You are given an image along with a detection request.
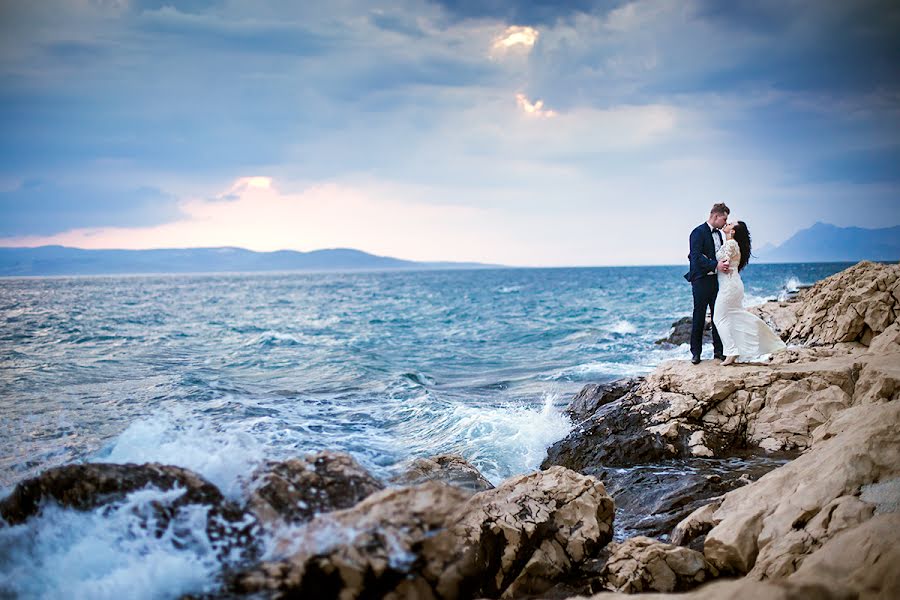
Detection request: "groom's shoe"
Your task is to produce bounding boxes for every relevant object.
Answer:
[691,355,701,365]
[714,354,726,361]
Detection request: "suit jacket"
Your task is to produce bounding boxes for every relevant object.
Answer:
[684,223,719,282]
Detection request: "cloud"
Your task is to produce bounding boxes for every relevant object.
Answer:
[0,181,183,237]
[0,0,897,265]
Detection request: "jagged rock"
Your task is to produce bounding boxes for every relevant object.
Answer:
[565,379,640,423]
[391,454,494,493]
[655,316,710,347]
[245,451,384,528]
[783,261,900,346]
[601,536,717,593]
[233,466,614,599]
[670,401,900,577]
[0,462,258,561]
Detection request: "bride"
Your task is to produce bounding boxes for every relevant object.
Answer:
[714,221,786,365]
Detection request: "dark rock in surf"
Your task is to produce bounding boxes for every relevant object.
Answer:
[0,462,258,561]
[656,316,711,347]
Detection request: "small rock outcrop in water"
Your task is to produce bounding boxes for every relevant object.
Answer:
[233,466,614,599]
[655,316,711,347]
[0,462,259,560]
[245,451,384,528]
[391,453,495,493]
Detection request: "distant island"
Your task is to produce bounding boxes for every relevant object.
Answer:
[0,246,499,276]
[756,222,900,263]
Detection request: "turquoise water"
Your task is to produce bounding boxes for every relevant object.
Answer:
[0,263,851,598]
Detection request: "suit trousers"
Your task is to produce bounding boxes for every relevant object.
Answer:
[691,275,724,359]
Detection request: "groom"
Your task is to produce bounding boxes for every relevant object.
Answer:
[685,203,732,364]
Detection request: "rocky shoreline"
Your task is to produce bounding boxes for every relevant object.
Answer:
[2,261,898,599]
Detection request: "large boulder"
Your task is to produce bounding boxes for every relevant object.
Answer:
[391,454,494,494]
[568,577,855,600]
[233,466,614,599]
[670,401,900,578]
[0,462,258,561]
[245,451,384,529]
[601,536,717,593]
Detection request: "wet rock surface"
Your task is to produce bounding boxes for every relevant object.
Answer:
[597,454,792,544]
[0,462,259,561]
[391,453,494,493]
[564,379,639,424]
[245,451,384,528]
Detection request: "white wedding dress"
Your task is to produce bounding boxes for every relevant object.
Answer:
[714,239,786,360]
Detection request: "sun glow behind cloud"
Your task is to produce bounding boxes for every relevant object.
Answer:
[515,93,556,118]
[492,25,538,51]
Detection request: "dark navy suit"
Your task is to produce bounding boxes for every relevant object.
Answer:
[684,223,724,360]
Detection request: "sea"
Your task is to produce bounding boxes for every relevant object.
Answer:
[0,262,852,598]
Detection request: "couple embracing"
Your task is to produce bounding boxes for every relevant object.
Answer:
[685,203,785,365]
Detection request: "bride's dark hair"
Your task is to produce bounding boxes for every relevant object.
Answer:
[733,221,752,272]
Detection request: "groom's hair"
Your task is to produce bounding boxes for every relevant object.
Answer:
[710,203,730,215]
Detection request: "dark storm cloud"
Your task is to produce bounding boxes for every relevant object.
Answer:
[690,0,900,92]
[0,182,183,237]
[428,0,622,24]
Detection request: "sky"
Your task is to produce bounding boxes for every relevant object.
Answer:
[0,0,898,266]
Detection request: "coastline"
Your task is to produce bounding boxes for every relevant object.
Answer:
[1,260,898,598]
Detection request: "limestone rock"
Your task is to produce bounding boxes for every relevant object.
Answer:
[601,536,717,593]
[572,577,856,599]
[233,466,614,600]
[690,401,900,576]
[790,512,900,600]
[391,454,494,493]
[0,462,258,561]
[785,261,900,346]
[245,451,384,529]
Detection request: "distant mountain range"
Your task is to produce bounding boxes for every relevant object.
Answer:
[755,222,900,263]
[0,246,498,276]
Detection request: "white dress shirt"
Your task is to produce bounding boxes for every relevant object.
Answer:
[708,223,723,275]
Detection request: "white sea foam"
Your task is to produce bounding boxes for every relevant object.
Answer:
[743,293,773,308]
[386,392,573,486]
[784,276,803,292]
[98,410,267,500]
[608,320,637,335]
[0,488,220,600]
